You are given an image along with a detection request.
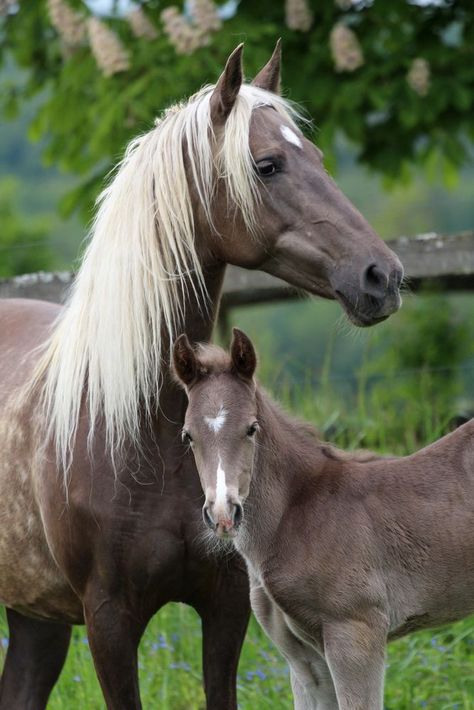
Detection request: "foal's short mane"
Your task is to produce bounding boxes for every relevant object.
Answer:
[31,83,302,475]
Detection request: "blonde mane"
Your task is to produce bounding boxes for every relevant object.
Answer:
[33,83,302,474]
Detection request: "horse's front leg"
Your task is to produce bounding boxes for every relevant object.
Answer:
[323,613,388,710]
[83,585,146,710]
[0,608,71,710]
[197,560,250,710]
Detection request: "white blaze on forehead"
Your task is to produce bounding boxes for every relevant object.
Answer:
[205,405,228,433]
[215,456,227,508]
[280,125,302,149]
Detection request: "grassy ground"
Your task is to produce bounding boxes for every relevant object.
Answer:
[1,608,473,709]
[1,378,473,708]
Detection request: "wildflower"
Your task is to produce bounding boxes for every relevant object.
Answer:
[87,17,130,77]
[169,661,191,671]
[127,7,158,41]
[47,0,86,47]
[285,0,313,32]
[335,0,353,8]
[407,58,430,97]
[330,23,364,72]
[73,675,81,682]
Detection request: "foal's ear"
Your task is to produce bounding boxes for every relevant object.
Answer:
[251,39,281,95]
[210,44,244,125]
[173,334,198,387]
[230,328,257,381]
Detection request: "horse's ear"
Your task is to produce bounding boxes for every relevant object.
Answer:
[210,44,244,125]
[230,328,257,381]
[251,39,281,95]
[173,334,198,387]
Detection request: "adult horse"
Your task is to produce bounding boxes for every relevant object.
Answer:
[0,43,402,709]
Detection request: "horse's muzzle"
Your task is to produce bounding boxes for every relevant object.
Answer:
[333,259,404,327]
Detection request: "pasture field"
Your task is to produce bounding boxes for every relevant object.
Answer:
[1,378,473,709]
[1,605,473,709]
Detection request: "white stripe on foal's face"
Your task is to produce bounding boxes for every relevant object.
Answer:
[280,125,302,149]
[215,456,227,508]
[204,405,227,433]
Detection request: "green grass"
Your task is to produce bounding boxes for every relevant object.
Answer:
[1,608,474,709]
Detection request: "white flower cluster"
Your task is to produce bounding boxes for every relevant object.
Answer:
[0,0,17,17]
[330,23,364,72]
[407,57,430,96]
[161,0,221,55]
[87,17,130,77]
[47,0,86,47]
[285,0,313,32]
[127,7,158,41]
[189,0,222,34]
[334,0,353,10]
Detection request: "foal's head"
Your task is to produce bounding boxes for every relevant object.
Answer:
[173,330,259,538]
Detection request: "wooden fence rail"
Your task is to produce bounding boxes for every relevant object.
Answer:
[1,231,474,311]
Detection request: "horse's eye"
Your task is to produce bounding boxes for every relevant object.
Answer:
[182,430,193,445]
[247,422,259,437]
[256,160,277,177]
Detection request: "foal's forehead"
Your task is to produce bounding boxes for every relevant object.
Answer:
[189,374,255,421]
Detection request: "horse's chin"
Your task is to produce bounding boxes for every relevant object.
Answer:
[345,310,390,328]
[335,290,397,328]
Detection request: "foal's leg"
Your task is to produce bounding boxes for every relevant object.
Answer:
[250,584,338,710]
[83,588,147,710]
[198,563,251,710]
[0,608,71,710]
[323,615,387,710]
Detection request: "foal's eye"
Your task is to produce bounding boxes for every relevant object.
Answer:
[256,159,277,177]
[247,422,259,437]
[182,430,193,445]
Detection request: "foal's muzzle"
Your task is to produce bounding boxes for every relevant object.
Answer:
[202,502,243,537]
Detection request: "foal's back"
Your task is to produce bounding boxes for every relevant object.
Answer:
[275,419,474,638]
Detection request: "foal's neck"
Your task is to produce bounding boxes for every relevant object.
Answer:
[236,387,326,562]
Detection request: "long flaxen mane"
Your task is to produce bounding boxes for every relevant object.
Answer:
[32,82,302,476]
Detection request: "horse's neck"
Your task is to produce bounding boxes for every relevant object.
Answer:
[154,262,226,423]
[236,388,325,564]
[179,262,226,344]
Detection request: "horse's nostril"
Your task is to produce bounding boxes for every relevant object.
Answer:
[202,505,216,530]
[232,503,243,528]
[392,266,404,288]
[362,263,389,297]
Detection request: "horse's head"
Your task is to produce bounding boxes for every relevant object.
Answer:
[172,329,259,538]
[206,43,403,327]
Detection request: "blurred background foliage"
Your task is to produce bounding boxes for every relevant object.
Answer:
[0,0,473,434]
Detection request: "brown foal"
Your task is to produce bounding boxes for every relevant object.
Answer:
[174,329,474,710]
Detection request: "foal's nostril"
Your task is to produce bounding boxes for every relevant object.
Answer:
[232,503,244,528]
[362,263,389,298]
[202,505,216,530]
